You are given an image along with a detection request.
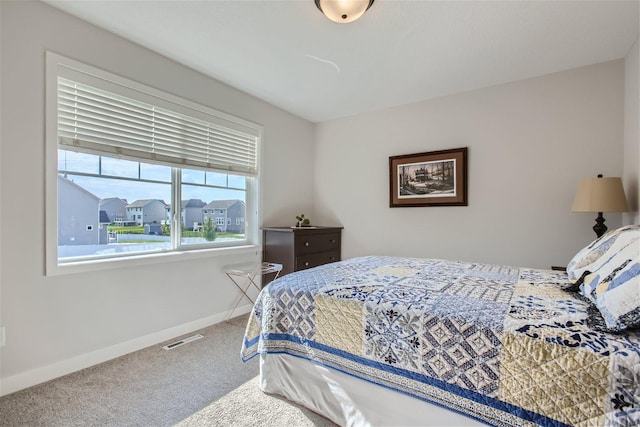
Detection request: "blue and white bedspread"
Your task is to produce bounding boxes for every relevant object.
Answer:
[241,256,640,426]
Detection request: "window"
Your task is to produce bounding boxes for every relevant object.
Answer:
[46,53,262,273]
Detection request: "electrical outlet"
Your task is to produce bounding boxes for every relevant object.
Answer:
[0,326,5,347]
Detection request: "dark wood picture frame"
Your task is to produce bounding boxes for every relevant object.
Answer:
[389,147,468,207]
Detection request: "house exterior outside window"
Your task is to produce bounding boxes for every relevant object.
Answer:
[125,200,168,226]
[180,199,206,230]
[203,200,246,234]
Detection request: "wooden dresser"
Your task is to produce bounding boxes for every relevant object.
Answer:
[262,226,343,276]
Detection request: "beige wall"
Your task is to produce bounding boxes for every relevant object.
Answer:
[624,37,640,224]
[0,1,314,394]
[313,60,626,269]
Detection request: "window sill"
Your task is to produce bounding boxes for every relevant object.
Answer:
[47,244,260,277]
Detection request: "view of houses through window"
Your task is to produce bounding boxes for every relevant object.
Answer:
[58,149,247,261]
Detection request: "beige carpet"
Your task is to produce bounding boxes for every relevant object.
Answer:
[177,376,336,427]
[0,315,336,426]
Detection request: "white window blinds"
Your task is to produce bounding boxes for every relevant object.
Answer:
[57,77,259,175]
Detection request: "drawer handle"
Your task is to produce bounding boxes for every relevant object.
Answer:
[305,262,309,266]
[305,242,310,247]
[329,256,335,261]
[329,239,336,243]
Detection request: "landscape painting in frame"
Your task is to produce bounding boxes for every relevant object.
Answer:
[389,147,467,207]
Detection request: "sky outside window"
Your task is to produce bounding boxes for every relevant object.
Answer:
[59,150,246,203]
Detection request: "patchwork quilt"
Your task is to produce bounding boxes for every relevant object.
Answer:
[241,256,640,426]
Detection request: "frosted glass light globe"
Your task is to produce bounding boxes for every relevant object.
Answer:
[315,0,374,24]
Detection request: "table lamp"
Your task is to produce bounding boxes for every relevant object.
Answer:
[571,174,629,238]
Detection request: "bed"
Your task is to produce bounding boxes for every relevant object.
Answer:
[241,225,640,426]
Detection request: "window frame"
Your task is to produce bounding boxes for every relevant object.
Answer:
[45,52,262,276]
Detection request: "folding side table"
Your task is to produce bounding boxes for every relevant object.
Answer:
[225,262,282,321]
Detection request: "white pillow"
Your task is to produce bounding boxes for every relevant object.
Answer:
[566,225,640,281]
[580,241,640,331]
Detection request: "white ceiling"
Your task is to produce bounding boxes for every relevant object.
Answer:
[45,0,639,123]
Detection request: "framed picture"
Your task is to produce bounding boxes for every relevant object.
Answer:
[389,147,468,207]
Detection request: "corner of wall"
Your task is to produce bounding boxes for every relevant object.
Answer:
[623,37,640,224]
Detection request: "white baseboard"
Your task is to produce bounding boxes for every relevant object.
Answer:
[0,304,252,397]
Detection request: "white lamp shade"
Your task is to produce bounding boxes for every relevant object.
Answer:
[315,0,373,23]
[571,177,629,213]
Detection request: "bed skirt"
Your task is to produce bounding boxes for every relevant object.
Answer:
[259,353,486,427]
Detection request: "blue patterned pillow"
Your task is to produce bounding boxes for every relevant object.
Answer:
[567,225,640,280]
[580,271,598,303]
[580,230,639,331]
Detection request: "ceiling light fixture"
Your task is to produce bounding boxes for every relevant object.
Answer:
[315,0,375,24]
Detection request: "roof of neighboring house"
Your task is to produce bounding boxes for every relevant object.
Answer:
[99,210,111,223]
[57,175,100,201]
[126,199,167,208]
[100,197,128,206]
[203,199,245,210]
[181,199,207,209]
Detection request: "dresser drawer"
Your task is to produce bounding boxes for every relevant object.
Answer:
[295,232,341,255]
[295,250,340,271]
[262,226,342,276]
